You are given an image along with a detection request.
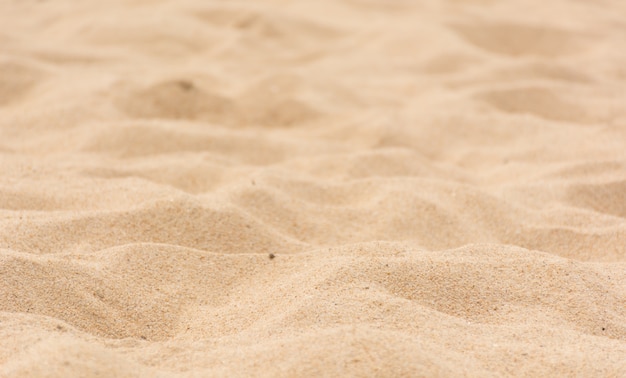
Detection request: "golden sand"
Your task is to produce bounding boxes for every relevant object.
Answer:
[1,0,625,376]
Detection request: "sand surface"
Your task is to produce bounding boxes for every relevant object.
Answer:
[1,0,626,376]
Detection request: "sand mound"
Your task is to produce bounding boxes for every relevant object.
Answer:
[1,0,625,376]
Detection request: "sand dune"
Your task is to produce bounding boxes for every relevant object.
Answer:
[1,0,626,376]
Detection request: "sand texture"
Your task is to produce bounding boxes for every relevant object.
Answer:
[1,0,626,376]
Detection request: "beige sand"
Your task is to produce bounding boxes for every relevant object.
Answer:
[1,0,626,376]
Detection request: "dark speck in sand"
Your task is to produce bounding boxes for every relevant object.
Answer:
[178,80,194,91]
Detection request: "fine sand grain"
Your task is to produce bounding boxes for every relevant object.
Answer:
[1,0,626,376]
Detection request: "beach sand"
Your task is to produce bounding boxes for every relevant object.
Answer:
[1,0,626,376]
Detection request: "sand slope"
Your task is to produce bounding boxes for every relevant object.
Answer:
[1,0,626,376]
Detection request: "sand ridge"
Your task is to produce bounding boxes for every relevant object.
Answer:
[1,0,626,376]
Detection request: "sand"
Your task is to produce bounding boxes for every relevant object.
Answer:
[1,0,625,376]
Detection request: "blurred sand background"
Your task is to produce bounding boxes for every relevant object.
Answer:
[1,0,626,376]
